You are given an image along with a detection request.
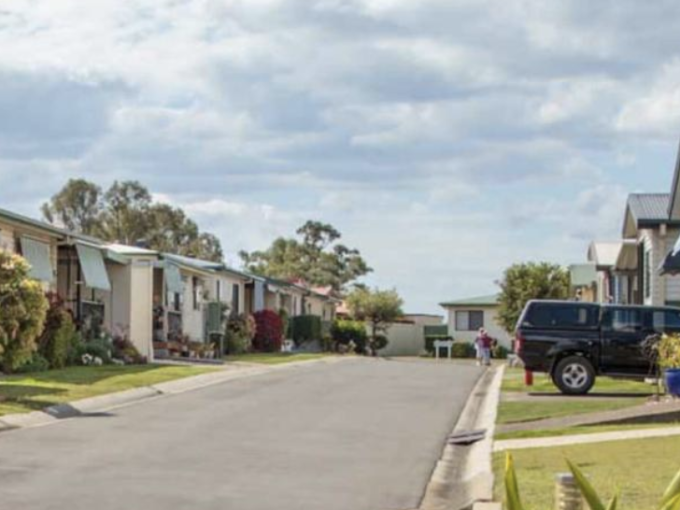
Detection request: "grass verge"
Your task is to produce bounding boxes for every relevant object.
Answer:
[496,397,646,425]
[225,353,332,365]
[0,365,217,416]
[494,435,680,510]
[495,422,680,441]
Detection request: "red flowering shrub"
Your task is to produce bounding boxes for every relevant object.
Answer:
[252,310,283,352]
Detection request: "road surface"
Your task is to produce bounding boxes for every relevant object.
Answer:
[0,358,481,510]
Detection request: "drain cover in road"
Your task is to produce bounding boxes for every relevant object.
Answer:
[448,429,486,445]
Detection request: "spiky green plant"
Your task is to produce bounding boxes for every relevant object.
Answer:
[504,453,680,510]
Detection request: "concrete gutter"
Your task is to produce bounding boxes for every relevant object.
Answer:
[0,355,347,434]
[419,365,505,510]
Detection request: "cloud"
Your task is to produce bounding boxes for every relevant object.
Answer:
[1,0,679,311]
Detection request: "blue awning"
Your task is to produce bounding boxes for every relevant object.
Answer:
[661,236,680,275]
[164,262,184,295]
[20,237,54,283]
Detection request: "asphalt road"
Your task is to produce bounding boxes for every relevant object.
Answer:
[0,358,481,510]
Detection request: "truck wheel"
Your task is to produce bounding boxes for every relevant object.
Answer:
[553,356,595,395]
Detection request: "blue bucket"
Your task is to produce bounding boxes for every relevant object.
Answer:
[666,368,680,397]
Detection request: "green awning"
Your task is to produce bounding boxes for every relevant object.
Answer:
[164,263,184,294]
[76,243,111,291]
[20,237,54,283]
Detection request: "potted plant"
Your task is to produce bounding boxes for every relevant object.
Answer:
[657,333,680,397]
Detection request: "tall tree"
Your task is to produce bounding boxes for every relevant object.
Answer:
[41,179,103,236]
[42,180,224,262]
[240,221,371,291]
[496,262,570,333]
[100,180,152,245]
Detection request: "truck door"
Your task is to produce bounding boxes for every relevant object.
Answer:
[600,307,650,375]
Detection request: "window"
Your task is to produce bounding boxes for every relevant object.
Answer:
[525,303,598,329]
[216,280,222,302]
[653,310,680,333]
[231,284,240,316]
[166,291,182,312]
[608,308,643,333]
[455,310,484,331]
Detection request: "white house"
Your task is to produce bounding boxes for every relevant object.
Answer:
[439,294,511,348]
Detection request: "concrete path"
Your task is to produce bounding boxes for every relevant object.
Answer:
[0,357,482,510]
[494,425,680,452]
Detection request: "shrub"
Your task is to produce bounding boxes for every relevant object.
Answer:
[252,310,283,352]
[0,251,49,373]
[111,330,146,365]
[16,353,51,374]
[331,319,368,353]
[38,293,79,369]
[658,333,680,369]
[451,342,476,358]
[278,308,290,338]
[371,334,389,353]
[290,315,323,345]
[73,337,112,365]
[225,314,256,355]
[493,344,510,360]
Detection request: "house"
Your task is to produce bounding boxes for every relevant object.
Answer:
[399,314,445,327]
[439,294,511,348]
[586,242,624,303]
[0,207,158,359]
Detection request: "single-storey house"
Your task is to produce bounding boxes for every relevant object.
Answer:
[568,263,598,302]
[440,294,511,348]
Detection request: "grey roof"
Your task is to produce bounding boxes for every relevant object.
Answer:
[627,193,670,223]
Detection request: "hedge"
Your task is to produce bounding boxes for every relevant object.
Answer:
[290,315,322,345]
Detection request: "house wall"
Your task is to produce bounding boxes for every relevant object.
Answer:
[0,219,59,289]
[181,273,205,341]
[444,305,511,348]
[128,259,154,360]
[376,323,425,357]
[665,229,680,304]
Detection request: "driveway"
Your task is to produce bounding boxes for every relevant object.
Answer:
[0,358,481,510]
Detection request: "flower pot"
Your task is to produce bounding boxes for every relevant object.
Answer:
[665,368,680,397]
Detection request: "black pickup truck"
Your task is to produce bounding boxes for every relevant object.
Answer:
[515,300,680,395]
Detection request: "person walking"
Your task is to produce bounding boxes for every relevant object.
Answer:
[476,328,492,366]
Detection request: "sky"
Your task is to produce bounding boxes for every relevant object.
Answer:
[1,1,680,314]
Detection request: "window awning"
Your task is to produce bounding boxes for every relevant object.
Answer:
[20,237,54,283]
[661,236,680,275]
[76,243,111,291]
[164,262,184,294]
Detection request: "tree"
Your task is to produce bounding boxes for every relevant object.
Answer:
[240,221,372,291]
[42,180,223,262]
[0,251,49,373]
[496,262,570,333]
[41,179,103,236]
[346,287,403,354]
[99,181,152,245]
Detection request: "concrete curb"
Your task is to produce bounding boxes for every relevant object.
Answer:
[419,365,505,510]
[0,355,349,434]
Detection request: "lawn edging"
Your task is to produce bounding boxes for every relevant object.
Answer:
[0,355,349,434]
[420,364,505,510]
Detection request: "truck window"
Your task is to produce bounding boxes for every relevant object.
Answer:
[525,303,597,329]
[653,310,680,332]
[608,309,643,333]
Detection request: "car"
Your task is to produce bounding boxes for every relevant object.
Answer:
[514,300,680,395]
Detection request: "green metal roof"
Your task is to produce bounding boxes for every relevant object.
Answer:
[440,294,499,307]
[0,207,68,238]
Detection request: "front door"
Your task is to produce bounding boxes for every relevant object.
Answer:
[601,307,651,375]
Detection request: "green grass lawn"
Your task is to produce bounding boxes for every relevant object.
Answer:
[502,367,657,394]
[494,436,680,510]
[224,353,333,365]
[496,398,645,425]
[0,365,217,416]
